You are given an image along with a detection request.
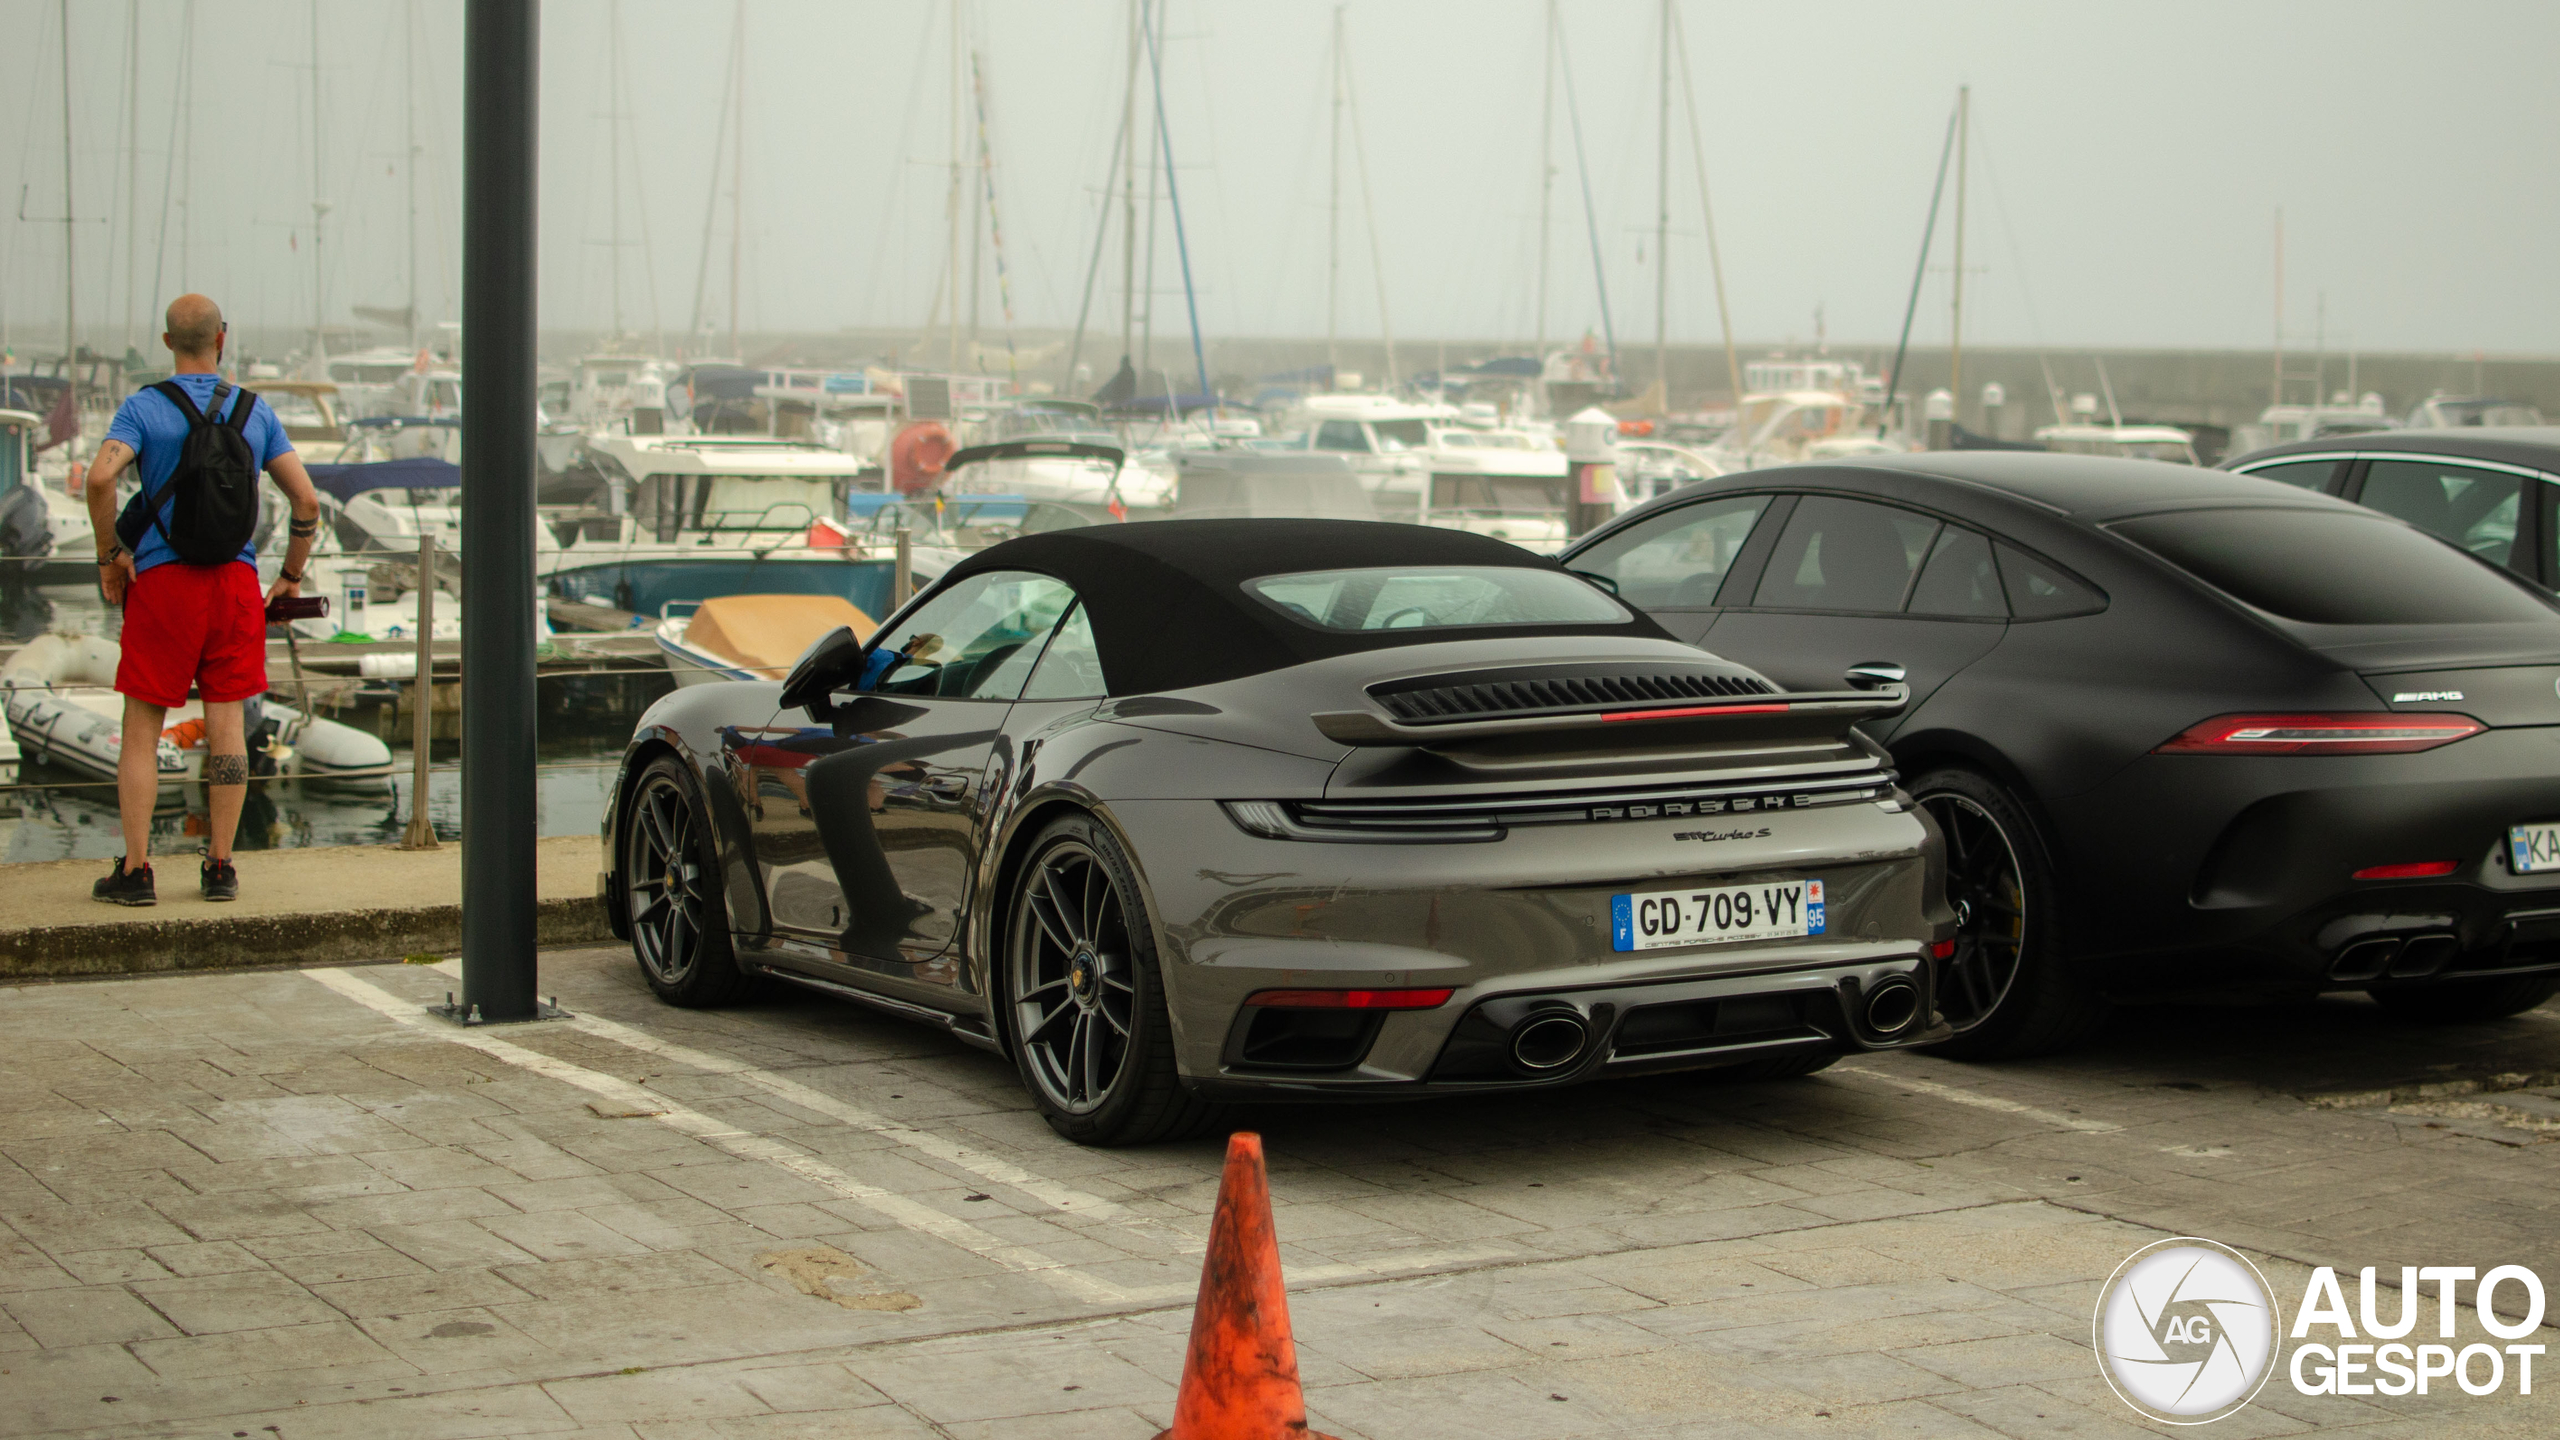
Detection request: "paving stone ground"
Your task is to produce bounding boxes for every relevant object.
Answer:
[3,947,2555,1438]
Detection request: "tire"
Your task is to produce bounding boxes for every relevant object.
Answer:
[1721,1050,1840,1081]
[622,756,748,1008]
[2369,975,2560,1024]
[1909,767,2109,1059]
[1002,813,1223,1146]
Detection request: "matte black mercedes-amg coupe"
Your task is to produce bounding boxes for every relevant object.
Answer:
[1563,453,2560,1057]
[602,520,1954,1144]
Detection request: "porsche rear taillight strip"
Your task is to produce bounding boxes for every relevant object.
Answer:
[1244,988,1455,1010]
[2155,712,2484,756]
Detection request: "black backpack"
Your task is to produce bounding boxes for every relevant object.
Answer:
[115,380,262,565]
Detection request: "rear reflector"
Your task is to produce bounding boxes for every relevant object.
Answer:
[1243,987,1455,1010]
[2155,712,2484,755]
[1930,939,1957,959]
[1599,702,1790,723]
[2351,860,2461,880]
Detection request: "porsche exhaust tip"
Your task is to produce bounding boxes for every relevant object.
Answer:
[1863,979,1922,1036]
[1509,1013,1591,1072]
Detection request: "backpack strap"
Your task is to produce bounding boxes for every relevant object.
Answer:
[223,386,257,431]
[151,378,208,425]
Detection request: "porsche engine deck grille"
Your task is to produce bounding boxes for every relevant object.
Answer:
[1369,669,1775,725]
[1274,764,1895,839]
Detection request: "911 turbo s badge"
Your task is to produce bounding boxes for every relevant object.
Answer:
[1673,827,1773,843]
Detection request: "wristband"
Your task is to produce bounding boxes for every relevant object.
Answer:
[98,544,124,566]
[277,567,305,585]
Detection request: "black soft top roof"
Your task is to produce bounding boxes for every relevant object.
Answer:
[941,518,1665,694]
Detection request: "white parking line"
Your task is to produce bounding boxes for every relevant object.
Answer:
[303,968,1130,1305]
[1829,1063,2124,1133]
[558,1008,1134,1221]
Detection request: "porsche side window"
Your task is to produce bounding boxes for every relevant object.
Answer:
[1993,542,2108,620]
[2238,460,2338,492]
[1906,526,2006,619]
[1020,602,1107,700]
[1567,495,1769,608]
[2357,460,2522,568]
[870,571,1076,701]
[1751,497,1938,613]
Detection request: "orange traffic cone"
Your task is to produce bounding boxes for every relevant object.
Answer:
[1155,1132,1340,1440]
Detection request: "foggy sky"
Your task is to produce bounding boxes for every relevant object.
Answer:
[5,0,2557,361]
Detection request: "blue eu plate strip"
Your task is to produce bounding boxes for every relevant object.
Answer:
[1610,894,1634,952]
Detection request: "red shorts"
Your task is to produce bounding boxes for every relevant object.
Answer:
[117,562,269,708]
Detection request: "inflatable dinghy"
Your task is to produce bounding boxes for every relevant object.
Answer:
[0,633,395,783]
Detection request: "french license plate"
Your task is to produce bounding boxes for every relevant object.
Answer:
[1611,879,1824,952]
[2510,823,2560,874]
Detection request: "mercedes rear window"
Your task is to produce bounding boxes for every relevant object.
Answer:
[1245,565,1630,632]
[2111,508,2555,625]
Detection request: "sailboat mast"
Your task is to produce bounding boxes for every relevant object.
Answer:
[1120,0,1139,364]
[1949,84,1968,424]
[1667,3,1740,412]
[309,0,326,355]
[729,5,745,358]
[1533,0,1554,362]
[945,0,962,370]
[124,0,138,351]
[404,0,419,350]
[1339,22,1396,389]
[1139,0,1212,412]
[608,0,625,338]
[59,0,77,419]
[1326,5,1343,382]
[1555,21,1619,387]
[689,3,739,342]
[1653,0,1672,404]
[968,47,985,358]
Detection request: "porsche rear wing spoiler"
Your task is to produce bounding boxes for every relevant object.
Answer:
[1311,686,1909,748]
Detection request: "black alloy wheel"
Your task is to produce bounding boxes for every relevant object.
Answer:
[1923,791,2028,1034]
[1910,768,2108,1059]
[624,757,745,1007]
[1004,814,1219,1145]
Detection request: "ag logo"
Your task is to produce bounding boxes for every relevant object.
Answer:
[2094,1237,2282,1424]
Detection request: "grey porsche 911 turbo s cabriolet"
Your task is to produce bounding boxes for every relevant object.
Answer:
[599,519,1956,1144]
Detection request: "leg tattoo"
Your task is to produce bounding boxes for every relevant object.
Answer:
[206,753,249,786]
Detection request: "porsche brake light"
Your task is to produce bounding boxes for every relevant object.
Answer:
[2351,860,2460,880]
[2154,713,2483,755]
[1243,988,1454,1010]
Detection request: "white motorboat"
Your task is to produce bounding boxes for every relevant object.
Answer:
[2033,422,2200,465]
[940,436,1172,514]
[1,633,393,784]
[656,593,877,688]
[554,434,952,621]
[1705,356,1911,472]
[1280,393,1452,500]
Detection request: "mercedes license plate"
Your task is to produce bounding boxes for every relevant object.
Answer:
[2510,823,2560,874]
[1612,879,1824,952]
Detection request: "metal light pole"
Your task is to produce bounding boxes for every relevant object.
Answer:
[456,0,541,1024]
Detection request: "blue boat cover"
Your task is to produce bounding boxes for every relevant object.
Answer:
[306,456,462,504]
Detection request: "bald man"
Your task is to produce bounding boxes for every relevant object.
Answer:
[83,294,323,905]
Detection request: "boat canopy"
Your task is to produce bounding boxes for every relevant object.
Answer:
[947,439,1126,472]
[306,456,461,504]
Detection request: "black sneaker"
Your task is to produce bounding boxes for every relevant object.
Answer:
[93,858,156,907]
[201,858,239,902]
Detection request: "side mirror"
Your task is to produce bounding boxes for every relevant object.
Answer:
[1845,660,1906,691]
[778,625,866,716]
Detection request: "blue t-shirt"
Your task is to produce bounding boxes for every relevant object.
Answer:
[104,372,294,574]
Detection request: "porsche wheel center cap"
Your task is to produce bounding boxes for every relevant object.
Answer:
[1068,946,1099,1003]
